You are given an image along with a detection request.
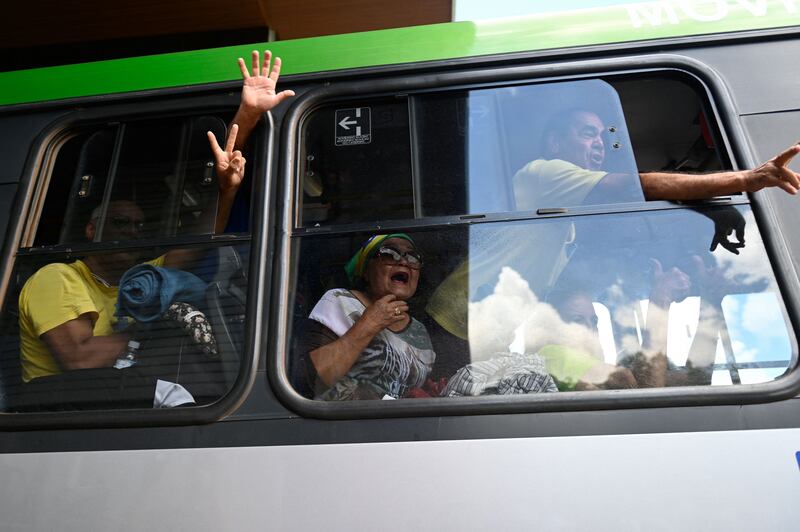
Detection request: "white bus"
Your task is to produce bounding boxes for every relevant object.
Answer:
[0,2,799,530]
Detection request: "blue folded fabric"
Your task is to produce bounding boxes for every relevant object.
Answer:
[116,264,207,325]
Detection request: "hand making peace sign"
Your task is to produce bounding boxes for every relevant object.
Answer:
[207,123,246,193]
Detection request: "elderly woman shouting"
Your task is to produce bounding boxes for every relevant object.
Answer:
[301,234,436,401]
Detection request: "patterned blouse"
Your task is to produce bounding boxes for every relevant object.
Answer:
[308,289,435,401]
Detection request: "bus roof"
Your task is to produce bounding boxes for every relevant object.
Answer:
[1,0,799,106]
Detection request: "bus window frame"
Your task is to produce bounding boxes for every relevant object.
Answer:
[0,92,273,429]
[271,53,800,419]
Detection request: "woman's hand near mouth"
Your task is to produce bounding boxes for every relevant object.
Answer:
[361,294,409,334]
[311,293,408,386]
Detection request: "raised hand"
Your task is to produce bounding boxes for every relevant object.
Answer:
[207,124,245,193]
[688,254,766,303]
[238,50,296,116]
[698,205,746,255]
[745,143,800,194]
[649,258,691,308]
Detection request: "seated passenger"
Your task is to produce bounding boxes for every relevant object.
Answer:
[19,128,242,384]
[543,257,725,390]
[539,286,635,391]
[18,51,294,385]
[300,234,435,400]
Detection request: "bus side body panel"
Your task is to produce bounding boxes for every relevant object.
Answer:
[0,112,68,184]
[0,428,798,531]
[0,112,66,253]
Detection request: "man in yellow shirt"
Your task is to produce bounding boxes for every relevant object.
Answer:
[18,51,295,384]
[19,200,167,382]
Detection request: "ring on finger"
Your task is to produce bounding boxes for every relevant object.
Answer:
[394,307,401,316]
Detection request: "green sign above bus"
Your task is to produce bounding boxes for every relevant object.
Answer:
[0,0,798,106]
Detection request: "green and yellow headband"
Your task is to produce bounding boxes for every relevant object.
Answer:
[344,233,415,285]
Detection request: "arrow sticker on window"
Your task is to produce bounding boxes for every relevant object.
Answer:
[335,107,371,146]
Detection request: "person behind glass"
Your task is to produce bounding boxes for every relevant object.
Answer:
[539,286,636,390]
[516,108,800,229]
[301,234,436,401]
[18,51,294,384]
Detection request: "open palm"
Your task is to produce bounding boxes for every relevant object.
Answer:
[239,50,295,114]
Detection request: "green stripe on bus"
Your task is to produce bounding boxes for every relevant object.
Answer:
[1,2,798,106]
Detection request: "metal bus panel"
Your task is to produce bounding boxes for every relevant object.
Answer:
[686,39,800,115]
[0,427,798,531]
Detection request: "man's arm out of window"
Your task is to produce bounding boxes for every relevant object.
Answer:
[640,143,800,200]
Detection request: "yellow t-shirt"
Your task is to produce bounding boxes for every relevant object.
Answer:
[426,159,606,340]
[511,158,607,212]
[18,257,165,382]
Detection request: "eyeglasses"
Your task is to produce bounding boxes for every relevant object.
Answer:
[375,246,423,269]
[110,215,146,232]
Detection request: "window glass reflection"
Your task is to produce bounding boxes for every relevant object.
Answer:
[298,80,647,227]
[289,205,795,399]
[415,79,643,217]
[1,243,248,412]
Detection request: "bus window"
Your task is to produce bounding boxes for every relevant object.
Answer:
[35,114,230,247]
[299,98,413,226]
[288,206,794,398]
[0,111,253,414]
[298,79,652,228]
[285,72,796,405]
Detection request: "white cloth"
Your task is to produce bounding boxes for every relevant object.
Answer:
[443,352,558,397]
[153,379,196,408]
